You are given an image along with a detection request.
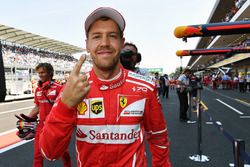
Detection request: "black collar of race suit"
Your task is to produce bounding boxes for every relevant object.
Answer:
[90,67,127,91]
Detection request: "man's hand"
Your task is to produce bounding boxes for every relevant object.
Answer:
[61,55,90,108]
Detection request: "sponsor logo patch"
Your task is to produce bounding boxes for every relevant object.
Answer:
[76,128,87,139]
[100,85,109,90]
[117,95,146,121]
[128,71,154,85]
[91,100,103,115]
[120,98,145,117]
[89,98,105,118]
[77,101,88,115]
[76,124,141,144]
[119,96,127,108]
[99,75,125,90]
[77,98,105,119]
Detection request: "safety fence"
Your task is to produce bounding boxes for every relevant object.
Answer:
[203,109,250,166]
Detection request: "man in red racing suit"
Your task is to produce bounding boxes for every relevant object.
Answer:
[39,7,171,167]
[40,67,171,166]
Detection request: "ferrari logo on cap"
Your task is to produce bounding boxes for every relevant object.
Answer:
[119,96,127,108]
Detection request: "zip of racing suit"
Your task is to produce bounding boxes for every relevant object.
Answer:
[40,67,171,167]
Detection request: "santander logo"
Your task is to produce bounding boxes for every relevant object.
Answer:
[89,128,140,140]
[76,125,141,144]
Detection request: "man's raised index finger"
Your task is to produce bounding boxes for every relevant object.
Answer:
[72,55,86,75]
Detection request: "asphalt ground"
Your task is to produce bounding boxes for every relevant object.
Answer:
[0,87,250,166]
[165,87,250,167]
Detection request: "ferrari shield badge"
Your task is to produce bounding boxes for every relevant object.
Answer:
[119,96,127,108]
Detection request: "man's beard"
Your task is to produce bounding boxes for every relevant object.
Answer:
[94,56,119,71]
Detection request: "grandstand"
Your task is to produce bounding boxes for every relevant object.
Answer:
[0,24,92,101]
[187,0,250,77]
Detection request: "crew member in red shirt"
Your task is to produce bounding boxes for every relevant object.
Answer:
[27,63,71,167]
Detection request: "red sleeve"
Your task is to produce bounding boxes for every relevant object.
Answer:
[144,86,171,167]
[39,98,77,160]
[57,83,63,94]
[34,88,39,106]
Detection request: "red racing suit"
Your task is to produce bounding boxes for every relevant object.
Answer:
[40,68,171,167]
[34,80,71,167]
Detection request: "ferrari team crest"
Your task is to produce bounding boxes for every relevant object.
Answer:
[119,96,127,108]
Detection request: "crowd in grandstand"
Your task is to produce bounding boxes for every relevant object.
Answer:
[222,0,247,22]
[206,0,248,49]
[1,42,93,95]
[2,43,78,70]
[204,36,250,68]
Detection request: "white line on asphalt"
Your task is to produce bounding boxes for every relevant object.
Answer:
[204,87,250,108]
[216,99,244,115]
[206,121,222,125]
[229,163,250,167]
[240,116,250,119]
[0,99,33,106]
[0,129,17,136]
[205,87,235,101]
[0,139,33,154]
[0,106,33,115]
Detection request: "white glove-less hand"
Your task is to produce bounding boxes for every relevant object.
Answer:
[61,55,91,108]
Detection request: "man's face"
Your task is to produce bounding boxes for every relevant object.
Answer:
[37,67,50,83]
[185,71,191,77]
[86,19,124,71]
[122,45,138,67]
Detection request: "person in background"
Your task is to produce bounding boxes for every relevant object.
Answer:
[161,74,170,98]
[62,72,70,85]
[176,68,191,122]
[120,42,149,76]
[21,63,71,167]
[203,75,210,87]
[221,73,229,89]
[169,77,176,90]
[154,72,162,96]
[233,74,239,90]
[246,71,250,92]
[211,73,218,90]
[39,7,171,167]
[239,72,246,92]
[189,73,201,109]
